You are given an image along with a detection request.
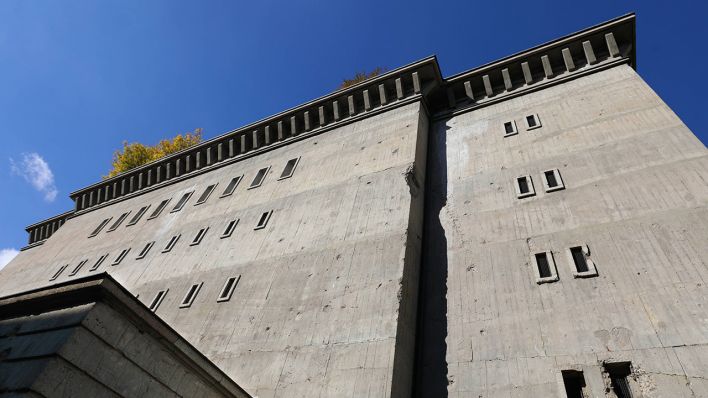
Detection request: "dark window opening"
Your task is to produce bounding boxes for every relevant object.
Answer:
[112,248,130,265]
[137,241,155,259]
[535,253,552,278]
[162,234,180,252]
[180,283,202,308]
[148,199,170,219]
[89,218,112,238]
[149,290,167,312]
[605,362,633,398]
[545,170,558,188]
[279,158,299,179]
[570,246,589,273]
[255,210,272,230]
[195,184,217,205]
[504,121,515,134]
[249,167,269,189]
[517,177,530,194]
[171,191,194,212]
[221,219,239,238]
[218,276,240,302]
[107,211,131,232]
[562,370,586,398]
[190,227,208,246]
[127,205,150,226]
[69,259,88,276]
[49,265,68,281]
[526,115,538,127]
[221,176,242,197]
[90,254,108,271]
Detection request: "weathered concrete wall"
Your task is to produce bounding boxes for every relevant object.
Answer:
[0,101,429,397]
[418,64,708,397]
[0,301,247,397]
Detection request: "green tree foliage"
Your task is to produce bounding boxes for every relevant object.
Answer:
[339,67,385,89]
[104,128,203,179]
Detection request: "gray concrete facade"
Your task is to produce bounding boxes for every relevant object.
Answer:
[2,13,708,398]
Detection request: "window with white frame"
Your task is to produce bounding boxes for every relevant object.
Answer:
[162,234,181,253]
[503,121,518,137]
[68,259,88,276]
[220,175,243,197]
[136,241,155,259]
[542,169,565,192]
[171,191,194,212]
[148,289,168,312]
[249,167,270,189]
[107,211,131,232]
[194,184,217,205]
[127,205,151,226]
[88,217,112,238]
[567,244,598,277]
[221,219,239,238]
[217,275,241,302]
[532,251,559,284]
[89,254,108,271]
[49,264,68,281]
[148,199,171,220]
[515,175,535,198]
[111,248,131,265]
[525,114,542,130]
[190,227,209,246]
[254,210,273,230]
[278,157,300,180]
[179,282,203,308]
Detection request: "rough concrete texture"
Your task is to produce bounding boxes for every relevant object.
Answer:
[0,102,429,398]
[0,292,250,397]
[417,64,708,397]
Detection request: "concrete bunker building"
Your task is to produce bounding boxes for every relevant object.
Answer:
[2,14,708,398]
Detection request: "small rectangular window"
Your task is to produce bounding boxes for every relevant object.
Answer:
[112,248,130,265]
[162,234,181,253]
[89,254,108,271]
[249,167,270,189]
[88,217,112,238]
[220,176,243,197]
[190,227,209,246]
[194,184,217,205]
[180,282,203,308]
[254,210,273,230]
[562,370,586,398]
[127,205,151,226]
[532,251,559,284]
[148,289,168,312]
[221,219,239,238]
[107,211,131,232]
[49,264,68,281]
[217,275,241,302]
[525,114,542,130]
[515,175,535,198]
[503,121,518,137]
[68,259,88,276]
[604,362,633,398]
[567,245,598,277]
[543,169,565,192]
[136,241,155,259]
[171,191,194,212]
[278,157,300,180]
[148,199,171,220]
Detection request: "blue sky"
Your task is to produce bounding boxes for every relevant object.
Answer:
[0,1,706,266]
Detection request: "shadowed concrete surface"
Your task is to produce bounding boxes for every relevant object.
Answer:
[0,274,252,397]
[2,13,708,398]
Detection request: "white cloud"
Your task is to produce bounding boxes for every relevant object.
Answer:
[10,152,58,202]
[0,248,19,271]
